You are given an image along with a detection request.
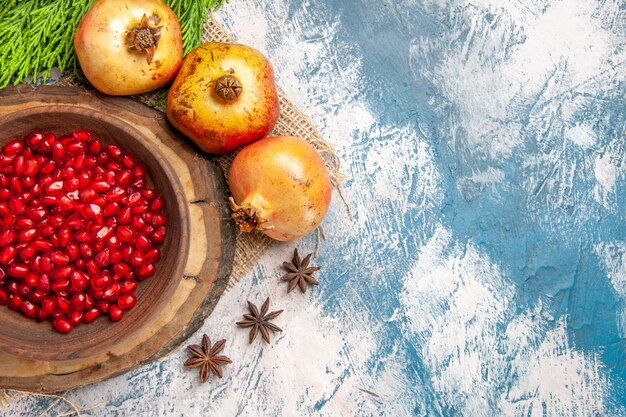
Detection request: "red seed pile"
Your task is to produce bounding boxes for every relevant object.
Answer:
[0,130,166,333]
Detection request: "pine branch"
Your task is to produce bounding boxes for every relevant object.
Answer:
[0,0,227,88]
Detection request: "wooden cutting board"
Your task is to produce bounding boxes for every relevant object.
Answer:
[0,86,235,392]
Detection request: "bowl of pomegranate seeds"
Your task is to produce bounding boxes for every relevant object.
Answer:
[0,87,234,392]
[0,129,169,333]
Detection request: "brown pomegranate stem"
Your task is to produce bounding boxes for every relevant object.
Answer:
[214,75,242,102]
[228,197,271,232]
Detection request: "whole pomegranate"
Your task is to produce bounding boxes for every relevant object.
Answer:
[74,0,183,95]
[228,136,332,241]
[166,42,279,155]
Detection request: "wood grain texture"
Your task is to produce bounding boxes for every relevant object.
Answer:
[0,85,235,392]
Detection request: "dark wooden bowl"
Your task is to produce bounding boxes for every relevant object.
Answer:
[0,86,235,392]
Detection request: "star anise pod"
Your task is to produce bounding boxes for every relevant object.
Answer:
[236,298,283,344]
[281,248,320,293]
[184,334,232,383]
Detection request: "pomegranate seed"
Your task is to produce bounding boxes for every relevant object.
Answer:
[20,300,37,318]
[86,259,100,276]
[109,305,124,322]
[58,229,73,247]
[92,181,110,193]
[79,188,96,202]
[71,293,87,311]
[7,263,28,277]
[73,130,92,142]
[105,187,125,202]
[51,278,71,293]
[150,226,166,244]
[103,202,120,218]
[122,246,134,261]
[40,256,53,273]
[145,248,161,263]
[37,274,50,291]
[117,293,136,310]
[82,203,102,218]
[79,243,93,258]
[28,289,46,303]
[130,216,147,233]
[66,141,86,155]
[17,282,32,296]
[88,139,103,154]
[103,282,121,300]
[117,207,132,224]
[23,159,39,176]
[8,294,22,310]
[9,196,26,214]
[24,273,38,287]
[137,264,156,280]
[50,251,70,266]
[83,307,100,323]
[41,297,56,315]
[71,271,89,292]
[109,250,122,265]
[47,180,65,195]
[66,217,83,230]
[25,132,45,149]
[66,243,79,261]
[0,246,17,264]
[13,155,25,175]
[75,230,92,243]
[3,140,23,155]
[0,289,7,305]
[21,176,35,189]
[40,225,55,237]
[141,189,155,200]
[15,217,34,229]
[113,262,132,279]
[117,170,132,186]
[52,317,73,333]
[56,295,71,312]
[28,207,47,221]
[40,160,56,174]
[37,308,50,321]
[151,213,167,226]
[18,228,37,243]
[94,225,113,242]
[94,248,110,267]
[91,273,110,290]
[119,280,137,294]
[85,155,98,169]
[19,244,37,262]
[132,178,146,189]
[135,234,150,250]
[130,253,146,268]
[117,226,135,242]
[95,300,111,313]
[52,142,66,162]
[69,310,83,325]
[54,266,73,281]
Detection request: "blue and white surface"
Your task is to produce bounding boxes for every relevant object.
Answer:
[7,0,626,415]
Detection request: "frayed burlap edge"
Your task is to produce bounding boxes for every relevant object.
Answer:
[53,13,346,290]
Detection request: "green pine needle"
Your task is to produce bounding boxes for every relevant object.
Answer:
[0,0,227,88]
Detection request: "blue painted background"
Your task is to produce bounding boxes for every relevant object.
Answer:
[6,0,626,415]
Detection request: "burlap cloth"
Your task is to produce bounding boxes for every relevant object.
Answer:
[55,13,346,288]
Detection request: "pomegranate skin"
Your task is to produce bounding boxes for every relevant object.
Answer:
[228,136,332,241]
